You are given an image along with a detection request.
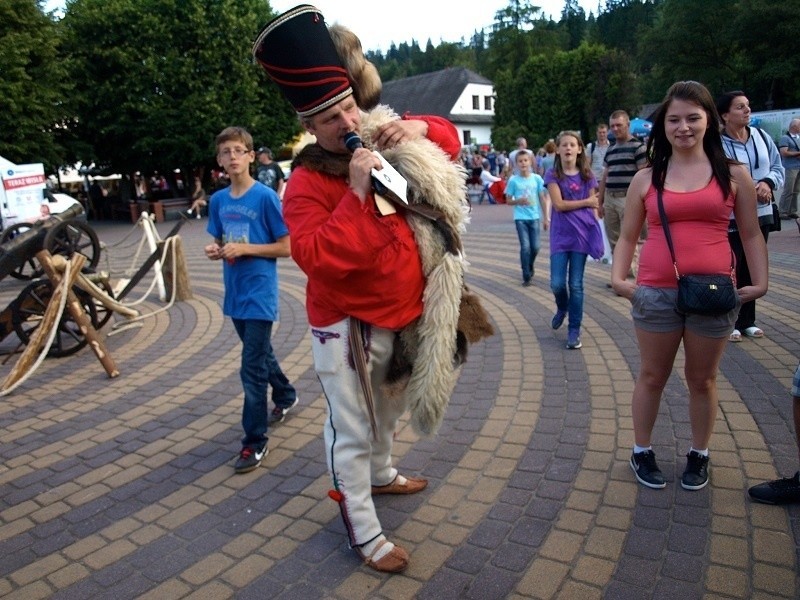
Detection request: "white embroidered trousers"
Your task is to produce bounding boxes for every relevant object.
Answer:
[311,317,406,547]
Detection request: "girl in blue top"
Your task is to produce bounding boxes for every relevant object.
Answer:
[544,131,604,349]
[505,150,550,286]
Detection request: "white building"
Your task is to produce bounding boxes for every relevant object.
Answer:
[380,67,494,148]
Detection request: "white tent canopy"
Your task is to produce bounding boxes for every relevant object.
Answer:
[49,163,121,185]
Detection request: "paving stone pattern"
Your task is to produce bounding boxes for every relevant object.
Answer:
[0,206,798,599]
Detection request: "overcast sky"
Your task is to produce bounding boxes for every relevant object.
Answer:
[45,0,599,54]
[268,0,599,53]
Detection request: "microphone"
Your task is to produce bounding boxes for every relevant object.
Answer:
[343,131,409,207]
[344,131,363,152]
[344,132,389,197]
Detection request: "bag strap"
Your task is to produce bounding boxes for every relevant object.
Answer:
[656,187,734,281]
[655,188,681,281]
[754,127,770,148]
[783,132,799,151]
[754,128,776,185]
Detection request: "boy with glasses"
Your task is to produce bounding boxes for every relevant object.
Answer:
[205,126,298,474]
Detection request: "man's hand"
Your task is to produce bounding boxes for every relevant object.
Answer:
[349,148,381,203]
[373,120,428,150]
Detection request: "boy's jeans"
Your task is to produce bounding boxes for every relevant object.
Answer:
[232,318,296,449]
[515,218,541,282]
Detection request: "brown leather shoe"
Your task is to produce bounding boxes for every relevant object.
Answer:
[371,475,428,495]
[360,540,409,573]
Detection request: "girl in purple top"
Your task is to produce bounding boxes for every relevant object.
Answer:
[544,131,604,349]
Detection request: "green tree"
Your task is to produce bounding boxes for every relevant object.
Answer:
[0,0,75,168]
[589,0,661,61]
[484,1,546,79]
[561,0,588,49]
[631,0,800,109]
[494,0,542,28]
[733,0,800,108]
[467,29,489,75]
[374,40,427,80]
[493,43,639,149]
[426,42,474,73]
[60,0,298,185]
[637,0,743,101]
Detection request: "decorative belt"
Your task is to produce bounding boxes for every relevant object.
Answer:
[606,189,627,197]
[349,316,378,441]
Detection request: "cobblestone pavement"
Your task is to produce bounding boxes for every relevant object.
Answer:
[0,205,798,599]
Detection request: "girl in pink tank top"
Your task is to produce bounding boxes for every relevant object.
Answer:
[610,81,767,493]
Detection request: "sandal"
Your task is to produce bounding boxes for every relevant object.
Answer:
[743,326,764,338]
[359,539,409,573]
[729,329,742,343]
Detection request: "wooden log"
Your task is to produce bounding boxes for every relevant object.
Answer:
[160,236,193,301]
[36,250,120,378]
[74,274,140,319]
[0,304,16,343]
[1,253,85,391]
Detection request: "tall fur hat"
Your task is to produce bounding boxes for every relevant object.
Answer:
[252,4,381,117]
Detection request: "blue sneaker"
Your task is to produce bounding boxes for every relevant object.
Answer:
[551,310,566,330]
[566,330,582,349]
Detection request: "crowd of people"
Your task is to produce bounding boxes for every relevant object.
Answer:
[192,4,800,577]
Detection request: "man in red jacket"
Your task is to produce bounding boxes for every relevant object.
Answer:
[253,6,474,574]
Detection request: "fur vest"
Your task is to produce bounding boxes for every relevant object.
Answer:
[293,105,493,435]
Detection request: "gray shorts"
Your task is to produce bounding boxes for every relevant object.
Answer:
[630,285,741,339]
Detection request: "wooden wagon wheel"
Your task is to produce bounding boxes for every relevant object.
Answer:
[10,280,98,357]
[0,219,101,280]
[0,251,118,394]
[43,220,101,271]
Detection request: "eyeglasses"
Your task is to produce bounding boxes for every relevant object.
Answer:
[218,148,251,158]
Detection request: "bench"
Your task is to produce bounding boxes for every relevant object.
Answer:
[148,198,192,222]
[111,200,151,223]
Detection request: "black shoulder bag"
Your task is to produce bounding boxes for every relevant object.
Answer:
[656,188,737,316]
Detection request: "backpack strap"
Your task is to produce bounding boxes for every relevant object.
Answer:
[754,127,770,148]
[753,127,778,190]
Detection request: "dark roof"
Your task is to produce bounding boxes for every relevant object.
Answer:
[380,67,493,119]
[638,103,661,121]
[452,114,494,124]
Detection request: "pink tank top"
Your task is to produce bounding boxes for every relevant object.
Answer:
[637,178,735,289]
